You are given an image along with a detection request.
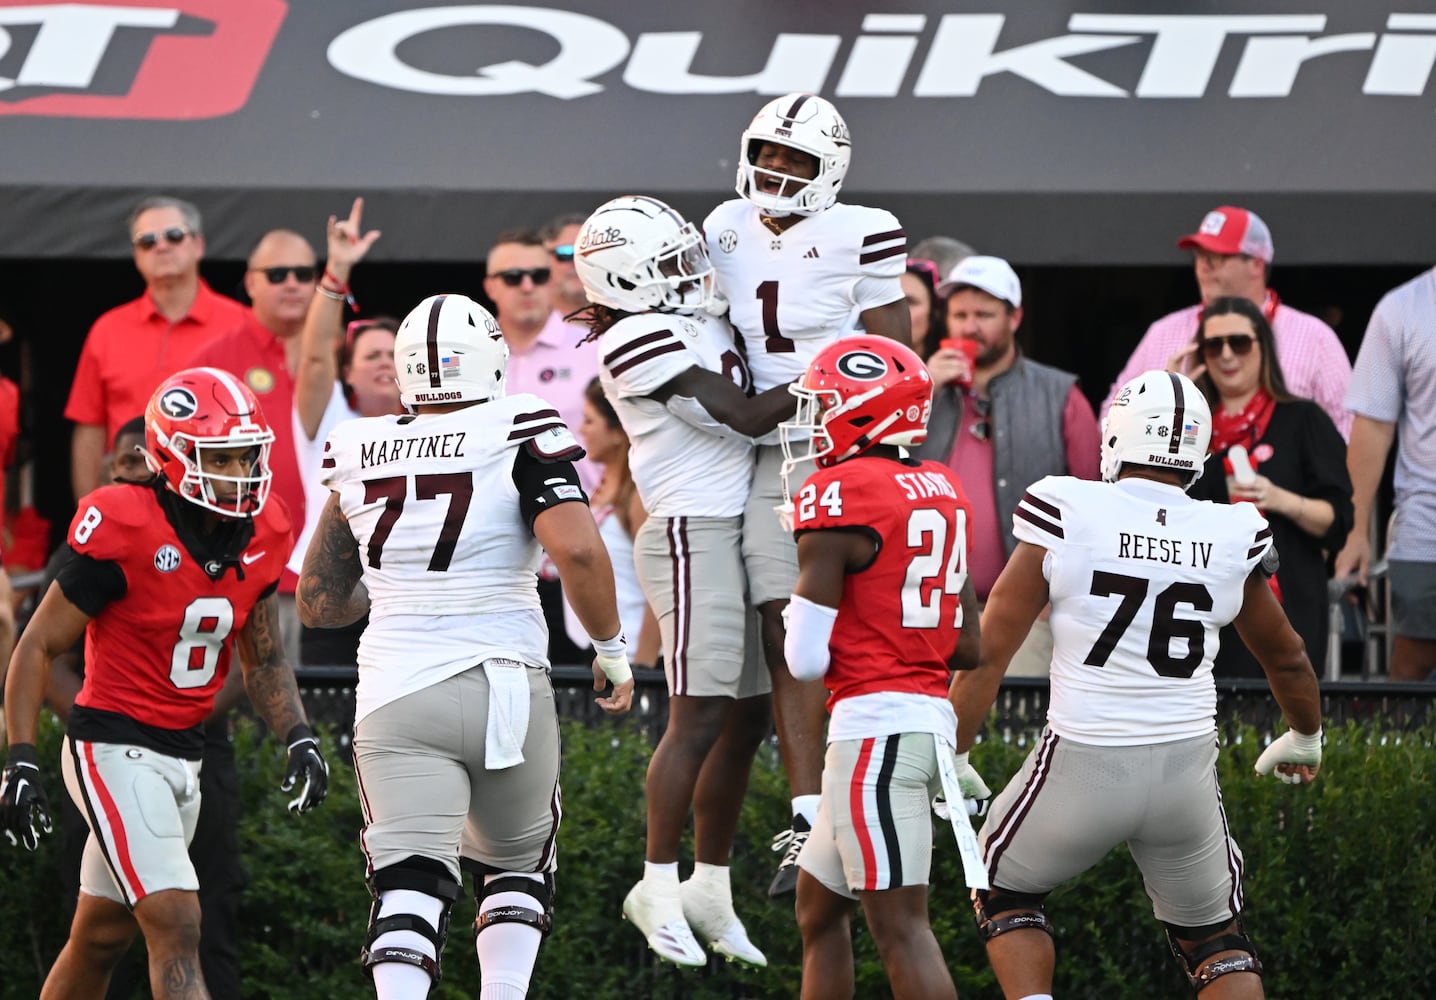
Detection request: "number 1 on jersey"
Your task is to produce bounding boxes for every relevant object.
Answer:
[757,280,795,353]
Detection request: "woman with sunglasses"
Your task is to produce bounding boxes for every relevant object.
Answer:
[1187,296,1353,678]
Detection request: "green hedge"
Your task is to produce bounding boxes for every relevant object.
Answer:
[3,716,1433,998]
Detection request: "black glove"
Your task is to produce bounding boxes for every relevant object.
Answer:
[1,744,53,851]
[280,725,329,814]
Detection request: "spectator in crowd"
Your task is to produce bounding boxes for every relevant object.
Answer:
[338,318,401,418]
[782,335,978,1000]
[188,227,321,665]
[1187,298,1353,678]
[3,368,328,1000]
[911,235,976,285]
[577,197,793,967]
[1335,267,1436,682]
[541,212,589,319]
[65,196,250,502]
[562,379,659,666]
[484,228,602,666]
[1103,205,1353,438]
[902,257,946,358]
[298,293,633,1000]
[918,255,1100,676]
[289,200,388,667]
[705,92,911,896]
[951,371,1324,1000]
[43,417,247,999]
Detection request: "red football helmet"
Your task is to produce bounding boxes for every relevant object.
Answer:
[780,335,933,473]
[143,367,274,518]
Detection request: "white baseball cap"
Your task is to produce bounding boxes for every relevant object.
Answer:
[936,255,1022,308]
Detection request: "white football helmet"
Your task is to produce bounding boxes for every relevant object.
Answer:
[574,196,719,314]
[1101,370,1211,489]
[735,92,851,217]
[394,294,508,408]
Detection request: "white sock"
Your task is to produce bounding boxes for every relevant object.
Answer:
[475,874,545,999]
[688,862,731,900]
[792,795,821,826]
[1017,994,1054,1000]
[643,861,680,889]
[371,888,444,999]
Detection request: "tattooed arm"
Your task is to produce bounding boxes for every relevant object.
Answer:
[234,593,310,740]
[296,492,369,628]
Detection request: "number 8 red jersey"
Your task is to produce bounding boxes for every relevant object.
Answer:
[792,455,973,710]
[69,484,292,730]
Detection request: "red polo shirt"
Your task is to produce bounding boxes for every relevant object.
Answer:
[187,318,305,590]
[65,281,251,444]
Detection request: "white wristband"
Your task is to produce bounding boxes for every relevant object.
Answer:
[1288,728,1323,753]
[592,631,626,658]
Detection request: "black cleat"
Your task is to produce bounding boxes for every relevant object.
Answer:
[767,815,812,897]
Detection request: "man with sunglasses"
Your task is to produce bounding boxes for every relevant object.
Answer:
[917,256,1100,678]
[1102,205,1352,439]
[187,229,322,669]
[65,196,251,503]
[541,212,589,318]
[484,229,602,667]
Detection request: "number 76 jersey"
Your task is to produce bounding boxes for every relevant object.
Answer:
[1014,475,1273,746]
[793,456,973,710]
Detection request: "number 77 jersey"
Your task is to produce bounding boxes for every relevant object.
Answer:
[1013,475,1274,745]
[793,456,972,710]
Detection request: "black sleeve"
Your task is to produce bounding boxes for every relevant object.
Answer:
[1296,402,1355,549]
[511,446,588,530]
[54,546,128,617]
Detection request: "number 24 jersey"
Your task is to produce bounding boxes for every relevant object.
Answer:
[793,456,973,711]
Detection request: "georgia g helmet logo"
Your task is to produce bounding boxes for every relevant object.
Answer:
[158,387,199,419]
[834,350,887,380]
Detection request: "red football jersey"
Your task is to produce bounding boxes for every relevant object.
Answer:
[793,456,974,710]
[69,485,292,730]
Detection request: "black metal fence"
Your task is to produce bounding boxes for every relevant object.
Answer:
[293,666,1436,754]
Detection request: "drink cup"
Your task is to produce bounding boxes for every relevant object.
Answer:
[942,338,979,389]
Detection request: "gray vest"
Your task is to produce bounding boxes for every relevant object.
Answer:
[917,354,1079,556]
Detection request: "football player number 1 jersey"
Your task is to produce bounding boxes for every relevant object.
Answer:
[794,457,973,708]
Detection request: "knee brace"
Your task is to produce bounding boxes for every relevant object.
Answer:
[362,856,462,984]
[474,872,555,941]
[972,887,1054,942]
[1163,918,1263,993]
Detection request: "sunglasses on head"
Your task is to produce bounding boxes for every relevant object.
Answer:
[1200,334,1256,359]
[489,267,552,287]
[906,258,940,281]
[132,227,190,250]
[250,265,317,285]
[549,244,575,263]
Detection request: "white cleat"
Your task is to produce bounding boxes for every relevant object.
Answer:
[623,880,708,967]
[680,880,768,967]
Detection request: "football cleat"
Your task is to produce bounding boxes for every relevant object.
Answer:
[680,880,767,967]
[623,880,707,967]
[767,815,812,898]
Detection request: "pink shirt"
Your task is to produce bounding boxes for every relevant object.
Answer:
[1103,299,1353,439]
[504,310,601,495]
[946,384,1100,601]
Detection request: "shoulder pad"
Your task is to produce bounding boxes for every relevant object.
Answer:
[522,425,585,464]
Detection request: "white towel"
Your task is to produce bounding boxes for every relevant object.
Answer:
[934,735,990,890]
[484,658,531,770]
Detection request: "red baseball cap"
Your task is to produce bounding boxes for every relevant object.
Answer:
[1176,206,1274,263]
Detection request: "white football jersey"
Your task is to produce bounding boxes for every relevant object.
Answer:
[322,395,585,722]
[1013,475,1273,746]
[598,309,755,517]
[704,199,906,392]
